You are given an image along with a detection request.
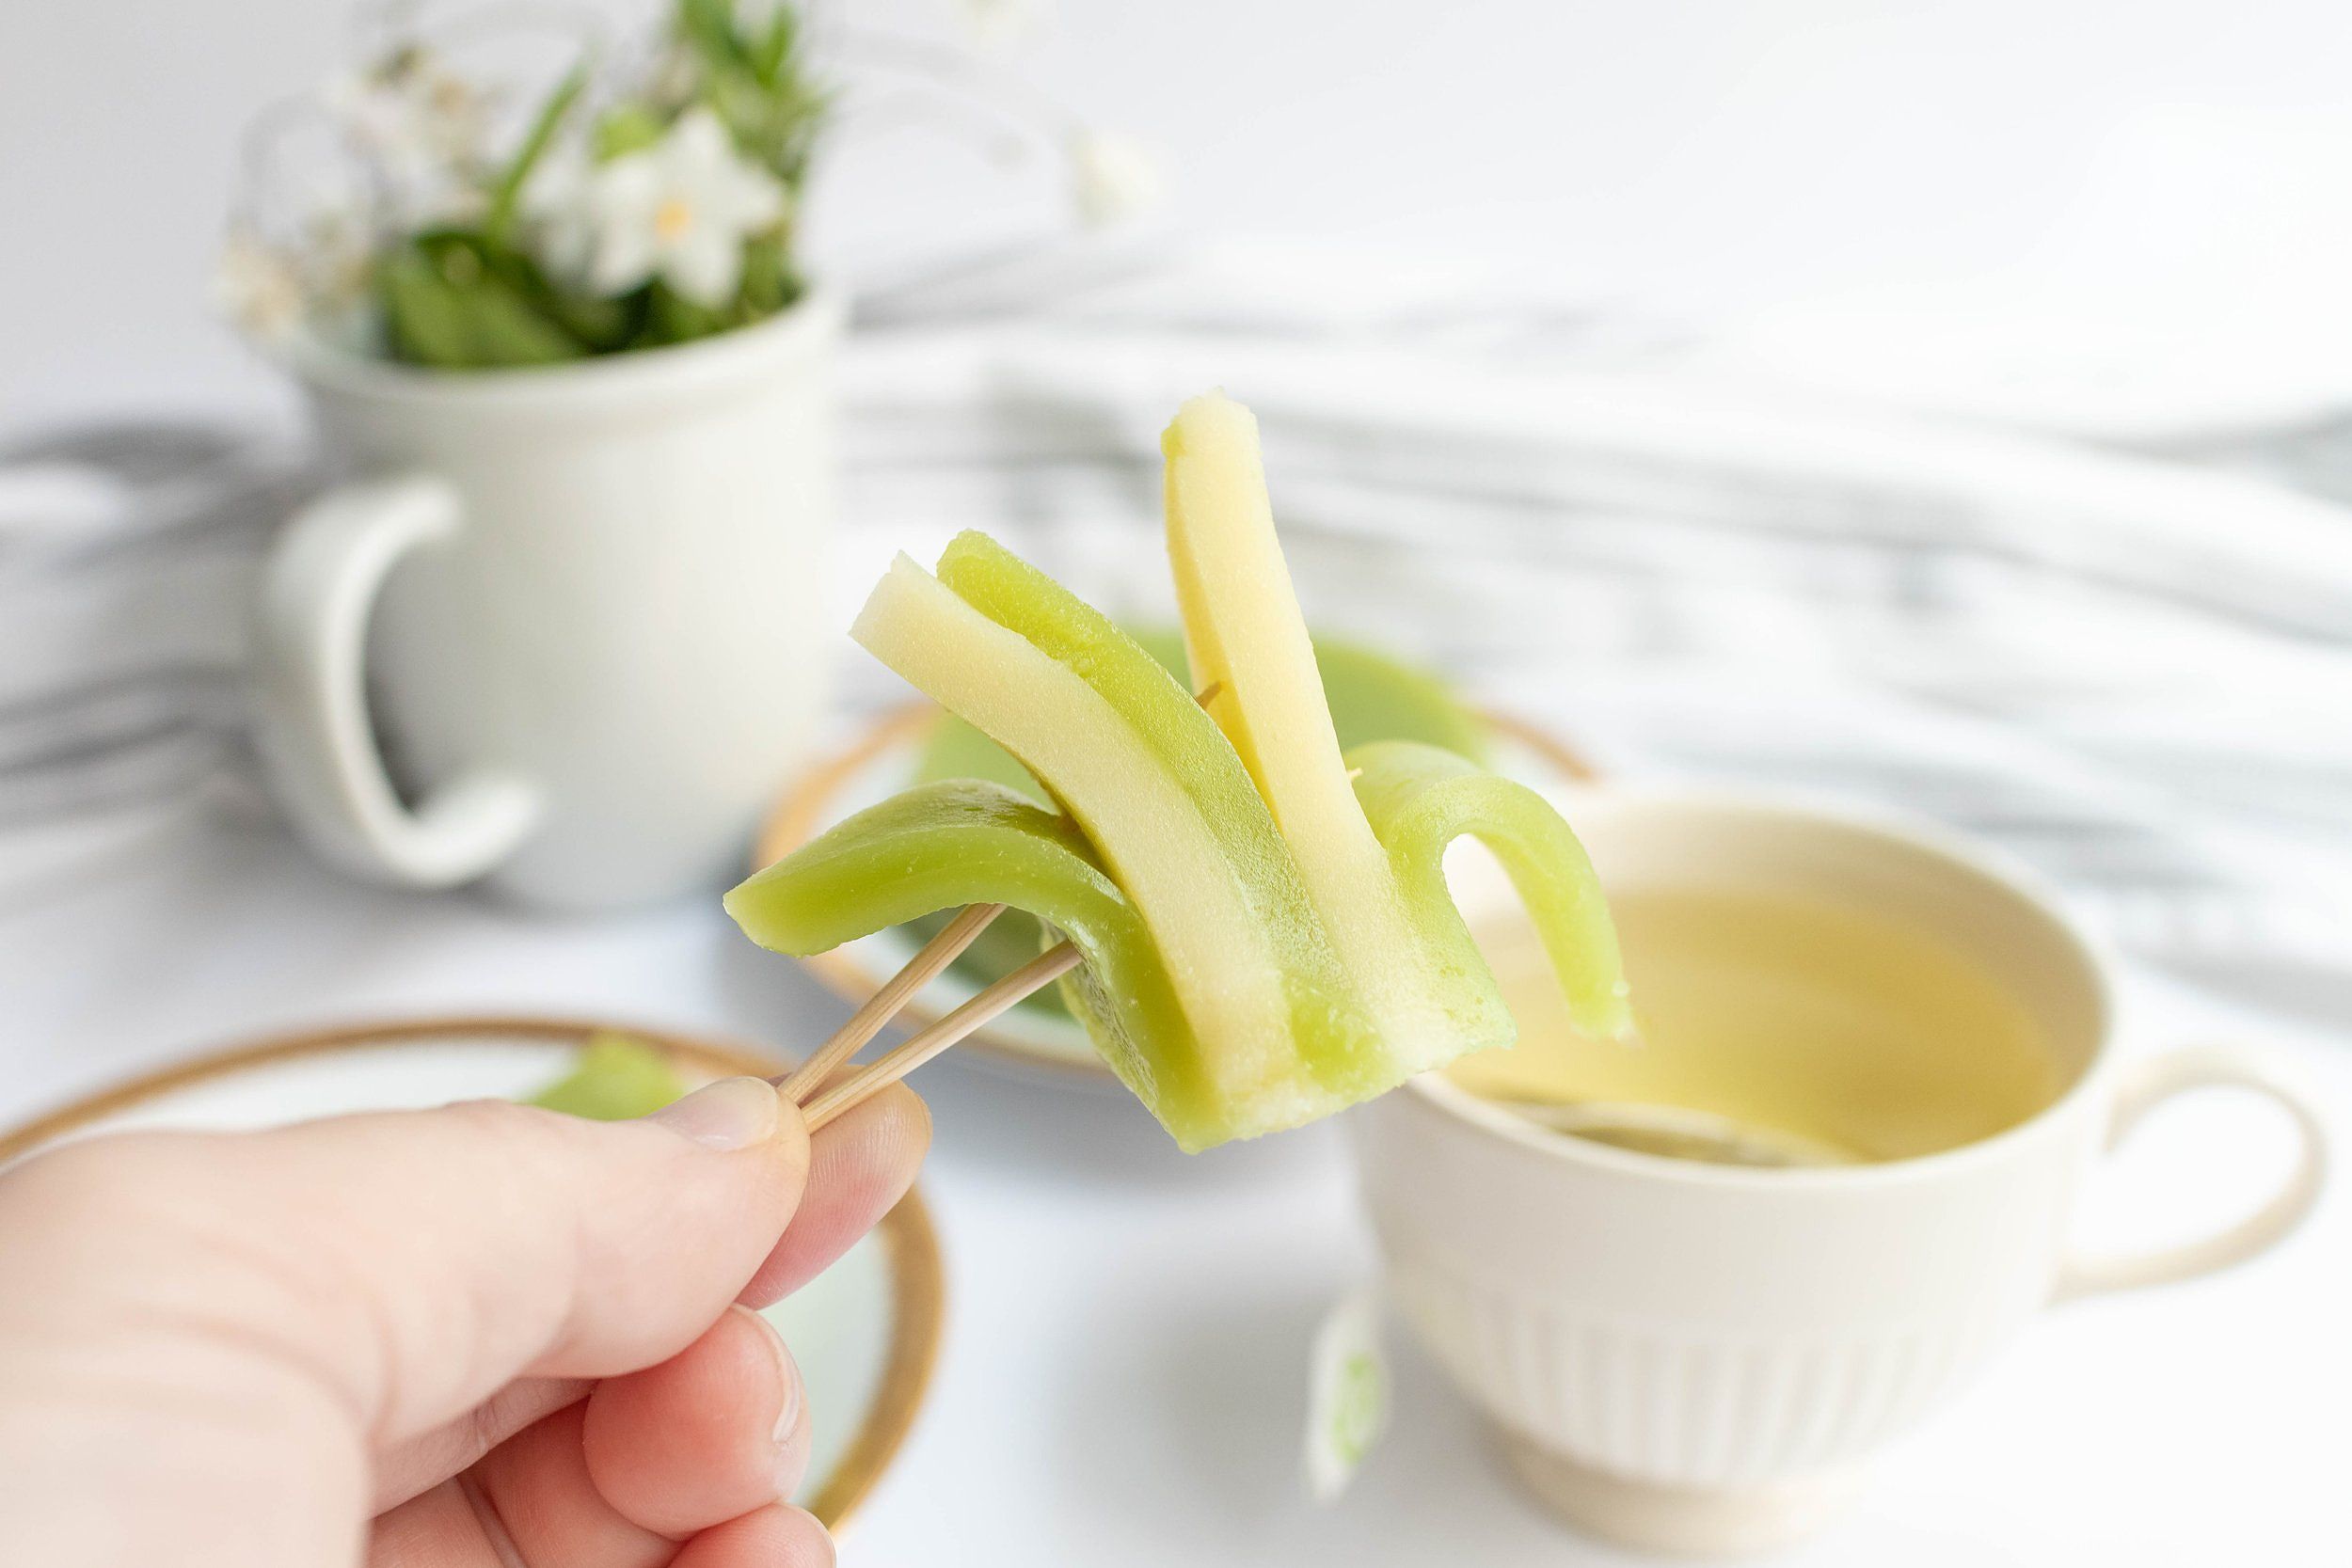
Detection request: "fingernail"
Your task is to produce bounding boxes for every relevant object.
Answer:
[648,1077,780,1150]
[732,1304,807,1498]
[787,1507,836,1565]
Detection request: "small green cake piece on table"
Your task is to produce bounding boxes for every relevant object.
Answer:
[528,1032,688,1121]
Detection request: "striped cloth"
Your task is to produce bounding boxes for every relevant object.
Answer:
[6,244,2349,980]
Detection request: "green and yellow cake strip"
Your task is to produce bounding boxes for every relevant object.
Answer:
[727,391,1629,1150]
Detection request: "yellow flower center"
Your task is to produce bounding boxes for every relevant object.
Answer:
[654,198,695,243]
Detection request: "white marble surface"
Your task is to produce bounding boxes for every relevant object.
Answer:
[0,800,2344,1566]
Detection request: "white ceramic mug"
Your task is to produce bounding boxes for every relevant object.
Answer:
[1353,788,2328,1556]
[250,294,840,911]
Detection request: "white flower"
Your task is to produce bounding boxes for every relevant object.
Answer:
[325,49,487,223]
[303,213,376,318]
[532,109,786,308]
[212,230,307,341]
[1068,129,1162,228]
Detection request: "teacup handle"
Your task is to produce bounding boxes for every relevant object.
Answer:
[249,475,543,887]
[2055,1044,2328,1301]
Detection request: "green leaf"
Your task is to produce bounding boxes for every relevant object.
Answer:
[465,280,588,365]
[737,233,789,317]
[750,6,795,86]
[483,245,639,352]
[595,103,667,162]
[759,76,831,194]
[377,248,476,367]
[706,69,773,153]
[677,0,747,72]
[533,285,641,353]
[376,237,587,370]
[641,279,732,346]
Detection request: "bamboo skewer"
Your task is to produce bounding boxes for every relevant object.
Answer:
[777,685,1229,1124]
[799,938,1083,1132]
[774,902,1009,1103]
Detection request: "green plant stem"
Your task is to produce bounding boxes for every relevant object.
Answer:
[679,0,747,72]
[484,63,587,250]
[751,7,795,87]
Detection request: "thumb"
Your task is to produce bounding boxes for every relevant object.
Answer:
[1,1076,808,1449]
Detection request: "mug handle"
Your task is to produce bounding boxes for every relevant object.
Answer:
[2055,1044,2328,1301]
[249,476,542,887]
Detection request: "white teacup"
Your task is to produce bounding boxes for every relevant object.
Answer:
[1352,788,2328,1556]
[249,294,840,911]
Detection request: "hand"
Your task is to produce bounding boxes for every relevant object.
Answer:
[0,1073,929,1567]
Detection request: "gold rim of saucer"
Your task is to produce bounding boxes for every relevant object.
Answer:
[0,1014,945,1533]
[750,700,1603,1081]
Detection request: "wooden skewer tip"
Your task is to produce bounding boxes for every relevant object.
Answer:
[774,902,1008,1103]
[801,940,1081,1131]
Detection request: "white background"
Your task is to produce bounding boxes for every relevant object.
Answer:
[4,2,2351,1564]
[18,0,2352,424]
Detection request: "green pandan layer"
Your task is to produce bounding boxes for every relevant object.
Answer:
[850,553,1291,1092]
[723,779,1222,1148]
[931,532,1390,1096]
[727,736,1634,1152]
[1347,740,1633,1044]
[908,629,1493,1024]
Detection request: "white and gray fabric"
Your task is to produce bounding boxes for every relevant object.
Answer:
[5,242,2348,985]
